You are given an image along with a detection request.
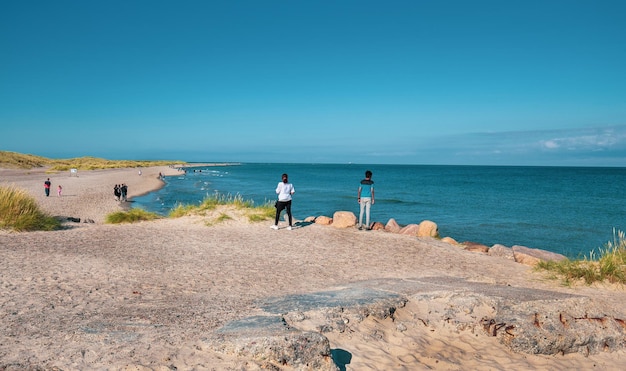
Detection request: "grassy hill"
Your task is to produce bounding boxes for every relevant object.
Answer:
[0,151,183,171]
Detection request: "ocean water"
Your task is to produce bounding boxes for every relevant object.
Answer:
[132,163,626,258]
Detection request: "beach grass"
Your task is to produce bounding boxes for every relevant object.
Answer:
[169,192,275,223]
[0,185,62,231]
[105,208,162,224]
[0,150,182,171]
[537,229,626,285]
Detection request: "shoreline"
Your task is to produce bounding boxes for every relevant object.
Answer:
[0,165,180,223]
[1,166,626,369]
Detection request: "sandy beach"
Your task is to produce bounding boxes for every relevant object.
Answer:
[1,166,625,370]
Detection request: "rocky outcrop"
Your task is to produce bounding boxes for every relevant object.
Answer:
[213,318,337,370]
[487,296,626,355]
[211,278,626,367]
[332,211,356,228]
[512,245,568,266]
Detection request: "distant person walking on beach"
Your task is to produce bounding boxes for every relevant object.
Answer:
[120,184,128,202]
[358,170,375,230]
[271,173,295,230]
[57,185,62,197]
[114,184,121,201]
[44,178,51,197]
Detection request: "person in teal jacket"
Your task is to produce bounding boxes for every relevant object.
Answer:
[357,170,375,230]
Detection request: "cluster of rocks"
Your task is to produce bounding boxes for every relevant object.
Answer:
[305,211,567,267]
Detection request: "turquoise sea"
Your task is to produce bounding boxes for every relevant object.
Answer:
[132,163,626,258]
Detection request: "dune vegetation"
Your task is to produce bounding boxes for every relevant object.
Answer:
[105,208,163,224]
[104,193,274,225]
[0,150,182,171]
[0,185,62,231]
[169,193,275,223]
[537,229,626,285]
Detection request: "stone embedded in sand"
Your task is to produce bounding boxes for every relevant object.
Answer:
[489,244,515,260]
[314,215,332,225]
[418,220,439,238]
[332,211,357,228]
[385,218,401,233]
[512,245,568,266]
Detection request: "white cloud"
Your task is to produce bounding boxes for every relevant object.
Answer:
[539,127,626,151]
[542,140,560,149]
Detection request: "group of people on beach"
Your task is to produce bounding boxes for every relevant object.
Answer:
[43,178,62,197]
[45,170,375,227]
[270,170,375,231]
[114,184,128,202]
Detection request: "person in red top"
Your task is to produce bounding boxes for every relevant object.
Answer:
[44,178,51,197]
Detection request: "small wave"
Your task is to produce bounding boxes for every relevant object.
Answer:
[382,198,419,205]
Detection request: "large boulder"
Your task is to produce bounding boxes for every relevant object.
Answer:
[417,220,439,238]
[314,216,332,225]
[385,218,401,233]
[512,245,568,266]
[332,211,357,228]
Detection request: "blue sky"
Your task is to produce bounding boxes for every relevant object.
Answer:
[1,1,625,166]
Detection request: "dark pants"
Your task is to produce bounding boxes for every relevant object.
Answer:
[275,200,293,226]
[45,188,50,197]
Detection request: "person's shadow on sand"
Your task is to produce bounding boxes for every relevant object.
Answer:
[293,221,313,228]
[331,349,352,371]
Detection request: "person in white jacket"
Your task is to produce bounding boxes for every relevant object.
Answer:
[271,173,295,230]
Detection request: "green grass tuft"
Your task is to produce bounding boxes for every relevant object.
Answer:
[105,208,162,224]
[0,185,62,231]
[536,229,626,285]
[247,202,276,222]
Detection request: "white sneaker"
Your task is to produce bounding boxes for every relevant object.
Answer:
[270,225,279,230]
[287,226,292,230]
